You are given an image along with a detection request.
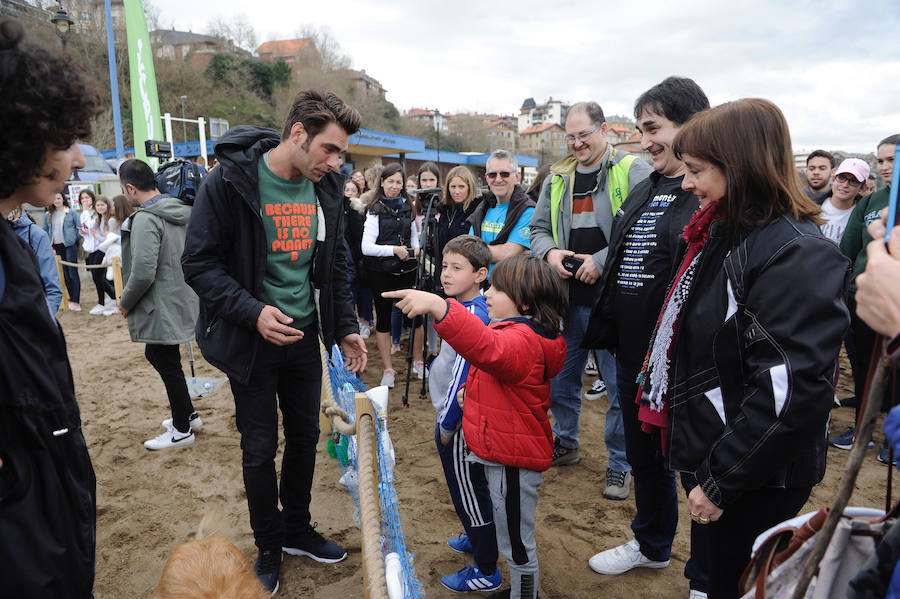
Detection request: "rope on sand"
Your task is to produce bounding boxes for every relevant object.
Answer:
[357,412,389,599]
[57,259,111,269]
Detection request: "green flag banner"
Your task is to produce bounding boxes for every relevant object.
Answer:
[124,0,161,169]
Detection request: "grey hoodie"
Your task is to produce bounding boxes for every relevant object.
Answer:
[120,195,198,344]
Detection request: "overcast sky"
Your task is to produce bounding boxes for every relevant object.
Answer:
[149,0,899,153]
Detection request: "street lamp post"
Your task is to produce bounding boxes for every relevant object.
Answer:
[434,109,441,174]
[180,95,188,144]
[50,6,74,50]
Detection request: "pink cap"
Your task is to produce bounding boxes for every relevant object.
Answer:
[835,158,870,183]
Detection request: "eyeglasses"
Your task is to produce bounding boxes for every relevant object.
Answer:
[565,125,602,145]
[835,173,862,185]
[486,171,513,180]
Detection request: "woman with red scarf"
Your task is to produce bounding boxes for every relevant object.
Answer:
[636,98,850,599]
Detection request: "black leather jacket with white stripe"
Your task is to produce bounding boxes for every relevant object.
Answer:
[665,215,850,507]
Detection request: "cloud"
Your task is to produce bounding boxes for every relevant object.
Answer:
[149,0,900,151]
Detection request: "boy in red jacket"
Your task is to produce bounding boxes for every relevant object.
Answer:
[386,255,568,599]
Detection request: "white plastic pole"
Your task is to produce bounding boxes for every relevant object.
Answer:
[198,116,207,166]
[163,112,175,158]
[384,552,403,599]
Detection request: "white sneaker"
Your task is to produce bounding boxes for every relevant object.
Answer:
[360,323,371,339]
[381,369,396,388]
[414,361,425,380]
[688,591,708,599]
[589,538,670,575]
[102,306,118,316]
[144,424,194,450]
[105,297,117,307]
[88,304,105,315]
[162,412,203,430]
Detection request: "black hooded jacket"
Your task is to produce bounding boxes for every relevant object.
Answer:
[181,126,358,384]
[0,221,96,597]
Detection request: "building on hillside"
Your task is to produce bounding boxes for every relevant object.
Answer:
[484,118,518,152]
[607,124,636,145]
[1,0,57,26]
[612,130,650,163]
[256,38,310,69]
[518,123,567,165]
[150,29,247,70]
[7,0,126,33]
[518,97,569,132]
[344,68,386,97]
[404,108,448,133]
[440,112,519,152]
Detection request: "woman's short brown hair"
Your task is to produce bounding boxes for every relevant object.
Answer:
[674,98,821,242]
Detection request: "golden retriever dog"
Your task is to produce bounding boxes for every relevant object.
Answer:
[153,509,269,599]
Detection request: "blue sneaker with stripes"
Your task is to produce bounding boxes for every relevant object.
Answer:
[447,532,473,553]
[441,564,501,592]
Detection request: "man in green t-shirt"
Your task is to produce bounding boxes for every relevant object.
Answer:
[183,90,366,594]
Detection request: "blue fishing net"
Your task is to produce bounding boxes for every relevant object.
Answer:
[327,346,424,598]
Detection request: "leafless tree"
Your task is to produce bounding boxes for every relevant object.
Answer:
[206,15,257,52]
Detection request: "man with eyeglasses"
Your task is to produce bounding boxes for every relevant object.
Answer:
[468,149,536,271]
[819,158,869,244]
[529,102,651,489]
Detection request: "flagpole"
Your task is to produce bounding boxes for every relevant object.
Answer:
[105,0,124,158]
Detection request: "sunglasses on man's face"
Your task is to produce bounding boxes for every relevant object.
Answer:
[486,171,512,180]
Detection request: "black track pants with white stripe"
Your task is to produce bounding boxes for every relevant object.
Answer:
[435,424,498,574]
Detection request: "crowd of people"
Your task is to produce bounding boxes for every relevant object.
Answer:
[4,15,900,599]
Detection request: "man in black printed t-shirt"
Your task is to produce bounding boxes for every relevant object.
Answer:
[584,77,712,599]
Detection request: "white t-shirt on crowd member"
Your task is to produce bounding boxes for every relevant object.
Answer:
[819,198,854,244]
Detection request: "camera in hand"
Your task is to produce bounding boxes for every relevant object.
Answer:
[562,255,584,275]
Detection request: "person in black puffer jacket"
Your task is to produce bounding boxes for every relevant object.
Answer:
[361,162,424,388]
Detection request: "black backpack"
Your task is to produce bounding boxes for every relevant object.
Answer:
[156,159,207,205]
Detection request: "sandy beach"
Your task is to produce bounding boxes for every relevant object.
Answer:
[60,306,889,598]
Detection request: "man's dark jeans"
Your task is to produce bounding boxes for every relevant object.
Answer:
[617,365,708,592]
[230,323,322,551]
[144,344,195,433]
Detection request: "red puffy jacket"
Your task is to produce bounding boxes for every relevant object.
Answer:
[434,299,567,472]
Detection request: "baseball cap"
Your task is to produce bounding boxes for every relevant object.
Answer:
[834,158,870,183]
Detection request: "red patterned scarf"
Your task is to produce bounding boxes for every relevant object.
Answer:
[636,200,724,452]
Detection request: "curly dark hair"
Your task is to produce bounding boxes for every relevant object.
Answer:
[0,19,101,199]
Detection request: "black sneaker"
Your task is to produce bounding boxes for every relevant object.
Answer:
[552,437,581,467]
[254,548,281,595]
[283,524,348,563]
